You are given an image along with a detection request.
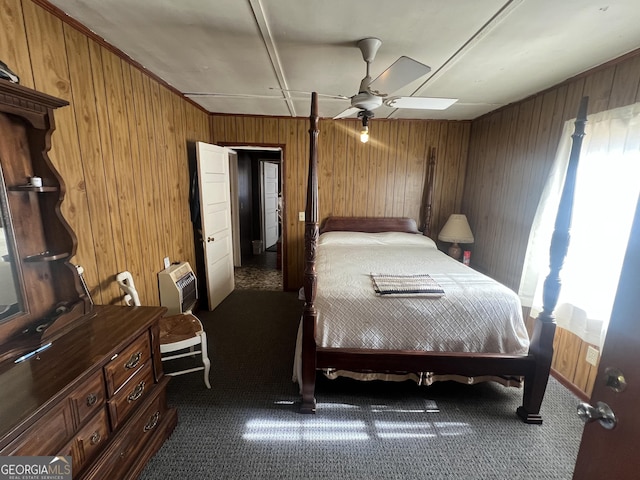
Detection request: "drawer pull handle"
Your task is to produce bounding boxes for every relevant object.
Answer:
[90,431,101,445]
[144,411,160,432]
[86,393,97,407]
[124,352,142,370]
[127,381,146,402]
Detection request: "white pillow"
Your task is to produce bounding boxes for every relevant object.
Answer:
[319,231,437,248]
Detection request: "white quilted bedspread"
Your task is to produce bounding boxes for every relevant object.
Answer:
[313,231,529,354]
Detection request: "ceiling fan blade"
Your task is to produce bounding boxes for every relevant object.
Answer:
[368,56,431,96]
[383,96,458,110]
[333,107,361,119]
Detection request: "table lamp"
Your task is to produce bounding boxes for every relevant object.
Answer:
[438,214,474,260]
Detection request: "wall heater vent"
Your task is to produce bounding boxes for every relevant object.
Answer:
[158,262,198,315]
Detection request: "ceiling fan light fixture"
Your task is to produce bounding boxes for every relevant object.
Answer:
[360,125,369,143]
[358,110,373,143]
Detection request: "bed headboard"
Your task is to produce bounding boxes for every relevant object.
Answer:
[320,217,420,235]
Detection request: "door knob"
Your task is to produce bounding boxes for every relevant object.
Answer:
[207,236,215,243]
[576,401,617,430]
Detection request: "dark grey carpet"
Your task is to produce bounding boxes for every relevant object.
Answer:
[140,290,583,480]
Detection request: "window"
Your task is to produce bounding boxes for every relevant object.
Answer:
[519,103,640,348]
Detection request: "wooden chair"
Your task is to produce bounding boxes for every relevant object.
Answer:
[116,271,211,389]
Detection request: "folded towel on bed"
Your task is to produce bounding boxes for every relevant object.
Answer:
[370,273,444,297]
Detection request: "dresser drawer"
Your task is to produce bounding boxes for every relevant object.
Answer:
[3,400,74,455]
[104,332,151,395]
[68,370,106,427]
[62,407,110,476]
[108,363,155,429]
[108,390,166,480]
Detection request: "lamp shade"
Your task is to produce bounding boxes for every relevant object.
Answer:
[438,214,474,243]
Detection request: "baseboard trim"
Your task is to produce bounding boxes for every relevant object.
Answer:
[551,368,590,402]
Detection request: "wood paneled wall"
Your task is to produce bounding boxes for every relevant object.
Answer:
[212,116,470,289]
[465,50,640,396]
[464,51,640,291]
[552,327,599,398]
[1,0,211,306]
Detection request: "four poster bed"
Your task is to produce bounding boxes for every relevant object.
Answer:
[298,93,588,424]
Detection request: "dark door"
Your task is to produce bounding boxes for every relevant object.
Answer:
[237,154,253,257]
[572,195,640,479]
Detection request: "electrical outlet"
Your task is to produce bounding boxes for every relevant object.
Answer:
[299,211,305,221]
[585,346,599,366]
[163,256,170,269]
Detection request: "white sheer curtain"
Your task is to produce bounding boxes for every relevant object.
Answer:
[519,102,640,348]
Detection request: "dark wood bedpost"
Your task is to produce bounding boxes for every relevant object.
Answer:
[300,92,319,413]
[422,147,436,236]
[517,96,589,424]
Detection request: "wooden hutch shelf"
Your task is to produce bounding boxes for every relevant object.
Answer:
[9,184,59,193]
[23,251,70,262]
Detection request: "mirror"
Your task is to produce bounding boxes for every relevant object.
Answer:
[0,167,23,322]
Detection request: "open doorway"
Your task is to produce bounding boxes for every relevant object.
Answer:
[229,147,283,291]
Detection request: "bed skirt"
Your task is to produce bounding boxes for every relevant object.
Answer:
[292,320,523,393]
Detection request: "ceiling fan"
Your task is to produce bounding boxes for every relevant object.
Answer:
[329,37,457,120]
[185,37,457,122]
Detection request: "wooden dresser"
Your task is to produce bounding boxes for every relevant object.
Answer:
[0,305,177,479]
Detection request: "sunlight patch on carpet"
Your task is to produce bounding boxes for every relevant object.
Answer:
[243,418,369,441]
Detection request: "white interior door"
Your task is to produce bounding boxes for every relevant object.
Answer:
[196,142,234,311]
[261,161,279,250]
